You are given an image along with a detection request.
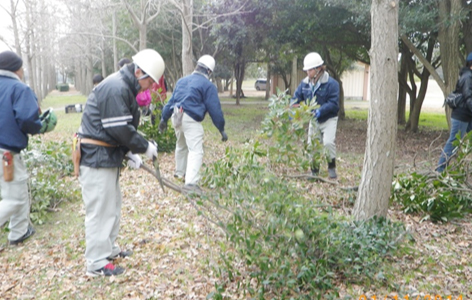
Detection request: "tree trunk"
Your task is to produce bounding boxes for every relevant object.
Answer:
[234,61,246,105]
[291,56,298,96]
[438,0,462,130]
[397,45,408,125]
[9,0,21,54]
[265,62,271,100]
[181,0,194,76]
[464,1,472,54]
[353,0,399,221]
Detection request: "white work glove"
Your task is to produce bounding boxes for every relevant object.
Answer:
[126,151,142,169]
[145,141,158,160]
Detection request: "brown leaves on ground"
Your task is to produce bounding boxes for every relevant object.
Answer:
[1,117,471,299]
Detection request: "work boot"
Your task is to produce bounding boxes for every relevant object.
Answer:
[182,184,202,196]
[328,168,337,179]
[328,159,337,179]
[9,224,35,246]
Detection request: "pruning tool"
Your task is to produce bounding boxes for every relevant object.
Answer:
[152,156,165,192]
[150,139,165,192]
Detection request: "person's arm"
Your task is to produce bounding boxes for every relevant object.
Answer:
[317,80,339,117]
[14,86,42,135]
[100,90,148,154]
[291,82,305,105]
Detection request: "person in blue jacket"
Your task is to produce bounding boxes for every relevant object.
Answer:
[291,52,340,179]
[436,52,472,172]
[0,51,42,246]
[158,55,228,192]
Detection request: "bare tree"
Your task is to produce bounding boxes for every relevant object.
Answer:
[353,0,399,220]
[120,0,163,50]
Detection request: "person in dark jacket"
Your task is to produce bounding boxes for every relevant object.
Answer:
[0,51,42,246]
[291,52,340,179]
[78,49,165,276]
[92,74,104,86]
[158,55,227,193]
[436,52,472,172]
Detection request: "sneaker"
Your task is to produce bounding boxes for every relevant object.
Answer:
[182,184,202,196]
[107,250,133,260]
[86,263,125,277]
[328,168,337,179]
[9,225,35,246]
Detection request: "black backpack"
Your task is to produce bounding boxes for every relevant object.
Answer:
[444,91,463,109]
[444,77,464,109]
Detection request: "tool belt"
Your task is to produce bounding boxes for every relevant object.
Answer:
[72,136,117,178]
[80,138,116,147]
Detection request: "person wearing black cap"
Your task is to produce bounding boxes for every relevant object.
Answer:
[0,50,42,246]
[92,74,104,87]
[437,52,472,172]
[117,58,131,70]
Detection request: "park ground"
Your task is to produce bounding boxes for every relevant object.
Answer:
[1,81,471,299]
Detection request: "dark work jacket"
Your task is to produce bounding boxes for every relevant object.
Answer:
[161,71,225,133]
[78,64,148,168]
[451,67,472,122]
[291,72,340,124]
[0,70,41,153]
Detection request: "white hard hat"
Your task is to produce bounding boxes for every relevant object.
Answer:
[303,52,324,71]
[132,49,165,82]
[197,55,215,72]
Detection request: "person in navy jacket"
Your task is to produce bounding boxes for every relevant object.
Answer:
[0,51,42,246]
[292,52,340,179]
[159,55,227,193]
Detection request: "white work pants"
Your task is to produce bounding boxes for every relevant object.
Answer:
[79,166,122,271]
[173,113,204,185]
[0,149,30,241]
[308,117,338,160]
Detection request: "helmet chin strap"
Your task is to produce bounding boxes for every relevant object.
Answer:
[311,66,326,84]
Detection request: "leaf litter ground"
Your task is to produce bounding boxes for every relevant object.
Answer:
[1,106,471,299]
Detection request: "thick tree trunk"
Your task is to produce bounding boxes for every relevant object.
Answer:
[464,1,472,54]
[438,0,462,130]
[353,0,399,221]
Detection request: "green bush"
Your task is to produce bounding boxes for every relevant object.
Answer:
[201,92,409,298]
[138,105,176,153]
[56,83,69,92]
[24,138,80,224]
[392,132,472,222]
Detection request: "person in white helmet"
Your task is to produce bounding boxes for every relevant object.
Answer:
[291,52,340,179]
[158,55,227,193]
[77,49,165,276]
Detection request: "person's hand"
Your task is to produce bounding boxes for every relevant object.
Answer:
[145,141,158,160]
[158,120,167,133]
[126,151,142,169]
[314,109,321,119]
[220,131,228,142]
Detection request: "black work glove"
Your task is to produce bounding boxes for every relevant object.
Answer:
[158,120,167,133]
[220,131,228,142]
